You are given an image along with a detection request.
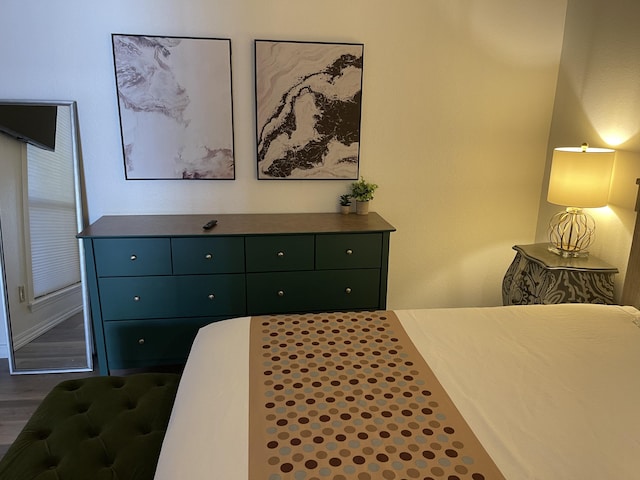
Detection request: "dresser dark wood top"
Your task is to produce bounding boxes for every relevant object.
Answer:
[78,212,396,238]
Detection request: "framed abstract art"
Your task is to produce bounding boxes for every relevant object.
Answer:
[254,40,364,180]
[112,34,235,179]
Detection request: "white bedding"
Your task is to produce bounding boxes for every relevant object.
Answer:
[154,304,640,480]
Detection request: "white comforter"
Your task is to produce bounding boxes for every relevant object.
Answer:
[155,304,640,479]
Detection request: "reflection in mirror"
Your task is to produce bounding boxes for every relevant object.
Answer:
[0,100,92,374]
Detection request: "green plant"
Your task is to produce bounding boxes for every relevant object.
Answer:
[350,177,378,202]
[339,194,352,206]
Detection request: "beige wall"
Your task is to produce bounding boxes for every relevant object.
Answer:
[535,0,640,301]
[0,0,567,321]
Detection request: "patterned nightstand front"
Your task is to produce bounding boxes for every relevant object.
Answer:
[502,244,618,305]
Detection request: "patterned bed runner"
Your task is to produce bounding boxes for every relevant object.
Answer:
[249,311,506,480]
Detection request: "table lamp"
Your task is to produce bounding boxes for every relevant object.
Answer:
[547,143,615,257]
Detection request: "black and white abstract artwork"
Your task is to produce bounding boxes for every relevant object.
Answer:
[112,34,234,180]
[255,40,364,180]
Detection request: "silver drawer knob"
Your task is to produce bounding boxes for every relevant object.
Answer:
[277,290,285,297]
[346,249,353,255]
[345,287,352,294]
[208,294,215,300]
[133,295,140,302]
[138,338,145,345]
[205,253,213,260]
[277,251,285,257]
[130,254,137,261]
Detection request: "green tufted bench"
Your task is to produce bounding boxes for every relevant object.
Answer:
[0,373,180,480]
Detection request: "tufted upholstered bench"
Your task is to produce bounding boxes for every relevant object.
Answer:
[0,372,180,480]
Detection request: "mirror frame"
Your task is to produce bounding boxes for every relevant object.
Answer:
[0,99,93,374]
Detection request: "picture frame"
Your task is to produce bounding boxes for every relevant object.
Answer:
[112,34,235,180]
[254,40,364,180]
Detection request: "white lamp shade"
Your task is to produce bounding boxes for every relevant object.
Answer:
[547,147,615,208]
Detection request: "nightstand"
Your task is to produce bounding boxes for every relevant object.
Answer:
[502,243,618,305]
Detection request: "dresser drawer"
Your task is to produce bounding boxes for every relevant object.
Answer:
[176,274,246,317]
[316,233,382,269]
[103,317,213,370]
[246,235,314,272]
[247,271,317,314]
[94,238,172,277]
[314,269,381,310]
[172,237,245,274]
[99,276,177,320]
[246,269,381,314]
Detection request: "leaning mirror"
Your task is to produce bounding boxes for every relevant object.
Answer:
[0,100,93,374]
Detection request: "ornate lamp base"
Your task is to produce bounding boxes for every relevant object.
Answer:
[547,207,595,258]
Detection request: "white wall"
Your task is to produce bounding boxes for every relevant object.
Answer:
[535,0,640,301]
[0,0,567,320]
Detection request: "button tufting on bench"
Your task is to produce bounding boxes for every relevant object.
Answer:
[0,373,180,480]
[64,381,82,391]
[139,425,152,435]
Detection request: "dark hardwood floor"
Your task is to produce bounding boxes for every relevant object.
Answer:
[0,357,99,460]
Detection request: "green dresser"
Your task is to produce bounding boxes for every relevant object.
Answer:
[78,213,395,374]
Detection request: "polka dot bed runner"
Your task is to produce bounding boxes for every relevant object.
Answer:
[249,311,506,480]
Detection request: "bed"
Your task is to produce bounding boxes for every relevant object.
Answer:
[154,303,640,480]
[155,180,640,480]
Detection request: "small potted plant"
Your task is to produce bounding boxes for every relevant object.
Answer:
[350,177,378,215]
[339,194,352,214]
